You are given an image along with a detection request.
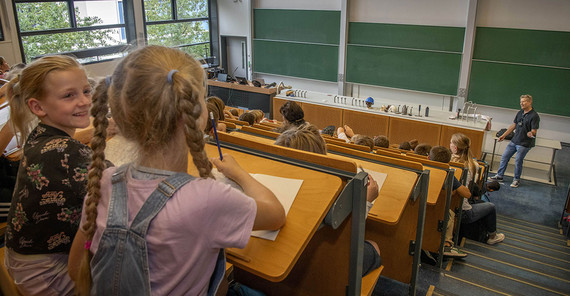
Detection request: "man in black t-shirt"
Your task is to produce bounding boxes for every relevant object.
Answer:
[489,94,540,188]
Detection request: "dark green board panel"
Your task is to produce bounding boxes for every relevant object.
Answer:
[253,40,338,82]
[346,45,461,95]
[349,22,465,53]
[469,61,570,117]
[253,9,340,45]
[473,27,570,68]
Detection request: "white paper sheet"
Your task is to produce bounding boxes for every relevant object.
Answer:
[250,174,303,241]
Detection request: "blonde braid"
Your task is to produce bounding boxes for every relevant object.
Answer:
[75,79,110,295]
[174,73,213,178]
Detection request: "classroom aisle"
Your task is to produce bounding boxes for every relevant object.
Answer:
[373,143,570,296]
[427,216,570,296]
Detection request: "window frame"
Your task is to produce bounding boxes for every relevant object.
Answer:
[12,0,137,64]
[142,0,219,66]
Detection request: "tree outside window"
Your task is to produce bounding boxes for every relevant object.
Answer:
[144,0,211,59]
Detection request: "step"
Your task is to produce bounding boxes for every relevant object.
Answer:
[450,258,568,296]
[453,246,570,293]
[497,215,562,234]
[499,229,570,253]
[498,222,567,244]
[464,239,570,271]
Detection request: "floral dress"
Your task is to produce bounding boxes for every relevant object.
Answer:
[5,123,91,254]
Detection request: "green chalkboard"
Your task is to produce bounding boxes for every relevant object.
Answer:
[469,61,570,117]
[349,22,465,52]
[469,27,570,117]
[254,9,340,44]
[346,45,461,95]
[253,40,339,82]
[346,22,464,95]
[473,27,570,68]
[252,9,340,82]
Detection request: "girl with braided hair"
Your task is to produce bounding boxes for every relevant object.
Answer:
[4,55,93,295]
[68,45,285,296]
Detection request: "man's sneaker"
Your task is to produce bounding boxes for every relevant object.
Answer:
[443,246,468,259]
[488,175,503,182]
[487,233,505,245]
[510,180,520,188]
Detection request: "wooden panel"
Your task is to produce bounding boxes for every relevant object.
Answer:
[439,126,485,159]
[302,103,343,130]
[343,109,389,138]
[240,126,280,139]
[388,117,441,147]
[217,132,357,174]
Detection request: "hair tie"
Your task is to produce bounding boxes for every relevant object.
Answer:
[84,240,92,250]
[105,76,112,86]
[167,70,178,84]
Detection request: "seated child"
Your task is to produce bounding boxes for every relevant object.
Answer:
[320,125,335,137]
[409,139,419,151]
[275,124,382,276]
[4,55,94,295]
[414,143,432,156]
[274,101,307,133]
[68,45,286,295]
[430,146,505,247]
[399,141,412,151]
[351,134,374,151]
[373,135,389,148]
[238,112,256,126]
[336,125,354,143]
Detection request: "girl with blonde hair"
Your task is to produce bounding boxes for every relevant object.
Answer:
[68,45,285,295]
[450,133,478,183]
[4,55,93,295]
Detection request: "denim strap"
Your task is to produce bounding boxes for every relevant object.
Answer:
[107,165,130,228]
[129,172,194,237]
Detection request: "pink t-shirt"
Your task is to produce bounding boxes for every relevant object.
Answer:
[80,167,256,295]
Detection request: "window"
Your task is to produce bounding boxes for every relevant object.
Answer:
[143,0,215,62]
[14,0,135,63]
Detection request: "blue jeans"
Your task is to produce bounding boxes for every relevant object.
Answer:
[496,142,531,180]
[463,202,497,234]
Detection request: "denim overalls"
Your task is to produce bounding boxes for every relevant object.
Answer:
[90,165,226,296]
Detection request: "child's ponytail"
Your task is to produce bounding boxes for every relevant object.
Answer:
[75,78,110,295]
[7,75,35,146]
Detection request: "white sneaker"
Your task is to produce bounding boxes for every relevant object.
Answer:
[510,180,520,188]
[487,233,505,245]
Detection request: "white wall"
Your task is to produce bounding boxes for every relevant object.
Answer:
[218,0,250,37]
[350,0,469,27]
[253,0,341,11]
[477,0,570,31]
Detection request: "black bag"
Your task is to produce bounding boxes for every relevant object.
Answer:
[496,128,514,140]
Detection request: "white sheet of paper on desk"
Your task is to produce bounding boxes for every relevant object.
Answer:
[250,174,303,241]
[358,167,388,205]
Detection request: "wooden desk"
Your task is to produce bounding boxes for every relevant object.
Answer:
[323,146,428,290]
[227,131,276,146]
[194,144,370,295]
[329,143,455,270]
[208,80,276,116]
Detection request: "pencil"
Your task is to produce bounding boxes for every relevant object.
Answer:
[210,112,223,160]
